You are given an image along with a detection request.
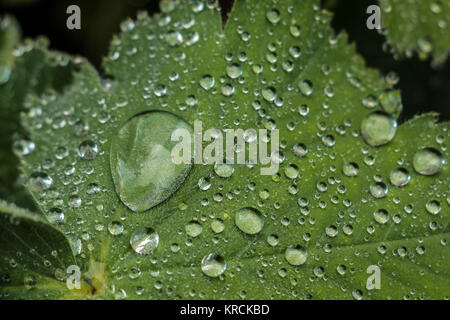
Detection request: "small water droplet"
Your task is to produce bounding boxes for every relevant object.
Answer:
[373,209,390,224]
[370,182,388,199]
[130,227,159,255]
[28,172,53,192]
[108,221,124,235]
[186,221,203,237]
[78,140,98,160]
[426,200,441,215]
[201,253,226,278]
[389,167,411,187]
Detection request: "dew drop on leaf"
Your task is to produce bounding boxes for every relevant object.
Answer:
[48,208,64,224]
[201,253,226,278]
[28,172,53,192]
[235,207,264,235]
[343,162,359,177]
[361,111,397,146]
[78,140,98,160]
[285,245,308,266]
[199,75,215,90]
[130,227,159,255]
[426,200,441,215]
[370,182,388,199]
[373,209,390,224]
[186,220,203,237]
[214,163,234,178]
[110,111,193,212]
[108,221,124,235]
[389,167,411,187]
[413,148,444,175]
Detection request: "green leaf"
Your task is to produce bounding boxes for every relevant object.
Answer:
[2,0,449,300]
[379,0,450,65]
[0,15,80,209]
[0,200,82,299]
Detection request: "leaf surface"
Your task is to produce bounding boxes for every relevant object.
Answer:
[1,0,449,299]
[379,0,450,65]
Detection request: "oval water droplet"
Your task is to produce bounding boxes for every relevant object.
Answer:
[186,221,203,237]
[214,163,234,178]
[201,253,226,278]
[110,111,193,212]
[373,209,390,224]
[78,140,98,160]
[235,207,264,235]
[28,172,53,192]
[361,111,397,146]
[370,182,388,199]
[413,148,444,176]
[108,221,124,235]
[200,75,215,90]
[285,245,308,266]
[389,167,411,187]
[426,200,441,215]
[130,227,159,255]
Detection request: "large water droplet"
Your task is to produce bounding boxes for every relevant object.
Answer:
[110,111,193,212]
[201,253,226,277]
[413,148,444,175]
[130,227,159,255]
[361,111,397,146]
[235,207,264,235]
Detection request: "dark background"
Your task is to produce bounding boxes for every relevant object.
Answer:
[1,0,448,122]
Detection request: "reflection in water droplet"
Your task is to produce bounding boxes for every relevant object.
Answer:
[186,221,203,237]
[299,80,313,96]
[110,111,193,212]
[285,245,308,266]
[201,253,226,277]
[343,162,359,177]
[108,221,124,235]
[211,219,224,234]
[373,209,390,224]
[389,167,411,187]
[130,227,159,255]
[361,111,397,146]
[235,207,264,235]
[78,140,98,160]
[28,172,53,192]
[426,200,441,215]
[200,75,215,90]
[370,182,388,199]
[292,143,308,158]
[214,163,234,178]
[267,234,279,247]
[266,9,280,24]
[48,208,64,224]
[413,148,444,176]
